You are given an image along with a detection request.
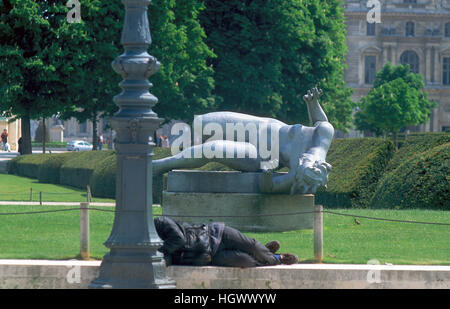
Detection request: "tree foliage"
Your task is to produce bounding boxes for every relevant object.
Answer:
[0,0,88,153]
[64,0,218,128]
[354,63,437,147]
[148,0,218,122]
[199,0,354,130]
[0,0,217,151]
[60,0,123,149]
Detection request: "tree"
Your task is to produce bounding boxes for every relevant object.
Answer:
[199,0,354,130]
[149,0,218,122]
[63,0,218,148]
[0,0,89,154]
[354,63,437,148]
[60,0,123,150]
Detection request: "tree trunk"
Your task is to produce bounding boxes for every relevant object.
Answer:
[92,111,98,151]
[21,114,32,155]
[42,118,46,154]
[392,131,398,150]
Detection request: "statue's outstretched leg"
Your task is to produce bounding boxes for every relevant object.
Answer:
[153,140,262,176]
[303,88,328,124]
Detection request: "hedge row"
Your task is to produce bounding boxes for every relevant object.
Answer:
[88,147,173,202]
[370,142,449,210]
[8,151,115,196]
[7,148,172,202]
[386,133,450,172]
[315,138,395,208]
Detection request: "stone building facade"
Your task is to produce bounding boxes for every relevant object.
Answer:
[0,117,21,151]
[344,0,450,132]
[31,117,110,143]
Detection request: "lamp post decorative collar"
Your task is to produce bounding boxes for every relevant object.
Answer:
[89,0,175,289]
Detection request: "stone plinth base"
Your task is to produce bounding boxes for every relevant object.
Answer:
[162,192,314,232]
[162,171,314,232]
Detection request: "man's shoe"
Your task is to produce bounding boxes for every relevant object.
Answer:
[279,253,298,265]
[265,241,280,253]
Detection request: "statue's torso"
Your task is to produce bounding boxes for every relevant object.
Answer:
[195,112,315,170]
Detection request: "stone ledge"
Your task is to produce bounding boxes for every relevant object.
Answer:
[0,260,448,289]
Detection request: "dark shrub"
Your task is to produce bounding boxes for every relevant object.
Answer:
[7,154,51,178]
[38,152,82,184]
[315,138,395,208]
[370,142,450,210]
[90,154,116,198]
[59,151,115,189]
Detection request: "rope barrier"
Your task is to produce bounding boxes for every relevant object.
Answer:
[0,208,82,215]
[323,210,450,226]
[0,207,449,226]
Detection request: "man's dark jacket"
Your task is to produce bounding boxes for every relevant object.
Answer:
[154,216,224,266]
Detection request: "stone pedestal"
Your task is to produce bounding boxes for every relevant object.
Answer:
[50,125,64,142]
[162,170,315,232]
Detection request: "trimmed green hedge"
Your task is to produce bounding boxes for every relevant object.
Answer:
[59,151,115,189]
[38,152,83,184]
[7,154,52,179]
[90,154,116,198]
[315,138,395,208]
[8,151,115,197]
[370,142,450,210]
[387,133,450,172]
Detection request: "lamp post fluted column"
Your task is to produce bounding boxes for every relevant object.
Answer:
[89,0,175,289]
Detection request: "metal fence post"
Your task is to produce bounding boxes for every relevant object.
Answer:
[39,192,42,206]
[30,188,33,202]
[314,204,323,263]
[80,202,90,260]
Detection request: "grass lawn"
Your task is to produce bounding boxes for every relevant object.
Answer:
[0,205,448,265]
[0,174,114,203]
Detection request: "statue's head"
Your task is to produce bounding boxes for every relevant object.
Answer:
[290,157,332,194]
[300,160,332,187]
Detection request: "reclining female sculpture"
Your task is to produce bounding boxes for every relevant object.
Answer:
[153,88,334,195]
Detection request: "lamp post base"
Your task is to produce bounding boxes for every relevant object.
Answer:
[89,250,176,289]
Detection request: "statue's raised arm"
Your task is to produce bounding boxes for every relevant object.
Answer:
[260,87,334,194]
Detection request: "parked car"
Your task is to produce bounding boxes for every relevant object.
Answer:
[67,140,93,152]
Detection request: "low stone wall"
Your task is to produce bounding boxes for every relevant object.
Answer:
[0,260,449,289]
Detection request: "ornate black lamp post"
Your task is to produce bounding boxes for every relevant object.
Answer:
[89,0,175,289]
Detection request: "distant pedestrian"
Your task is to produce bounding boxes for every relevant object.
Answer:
[156,133,163,147]
[98,133,104,150]
[1,129,10,152]
[18,137,23,155]
[162,135,170,148]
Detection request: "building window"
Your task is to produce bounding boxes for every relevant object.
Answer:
[406,22,415,37]
[443,58,450,85]
[79,121,87,134]
[400,51,419,74]
[367,22,376,36]
[445,23,450,37]
[365,56,377,84]
[404,0,417,3]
